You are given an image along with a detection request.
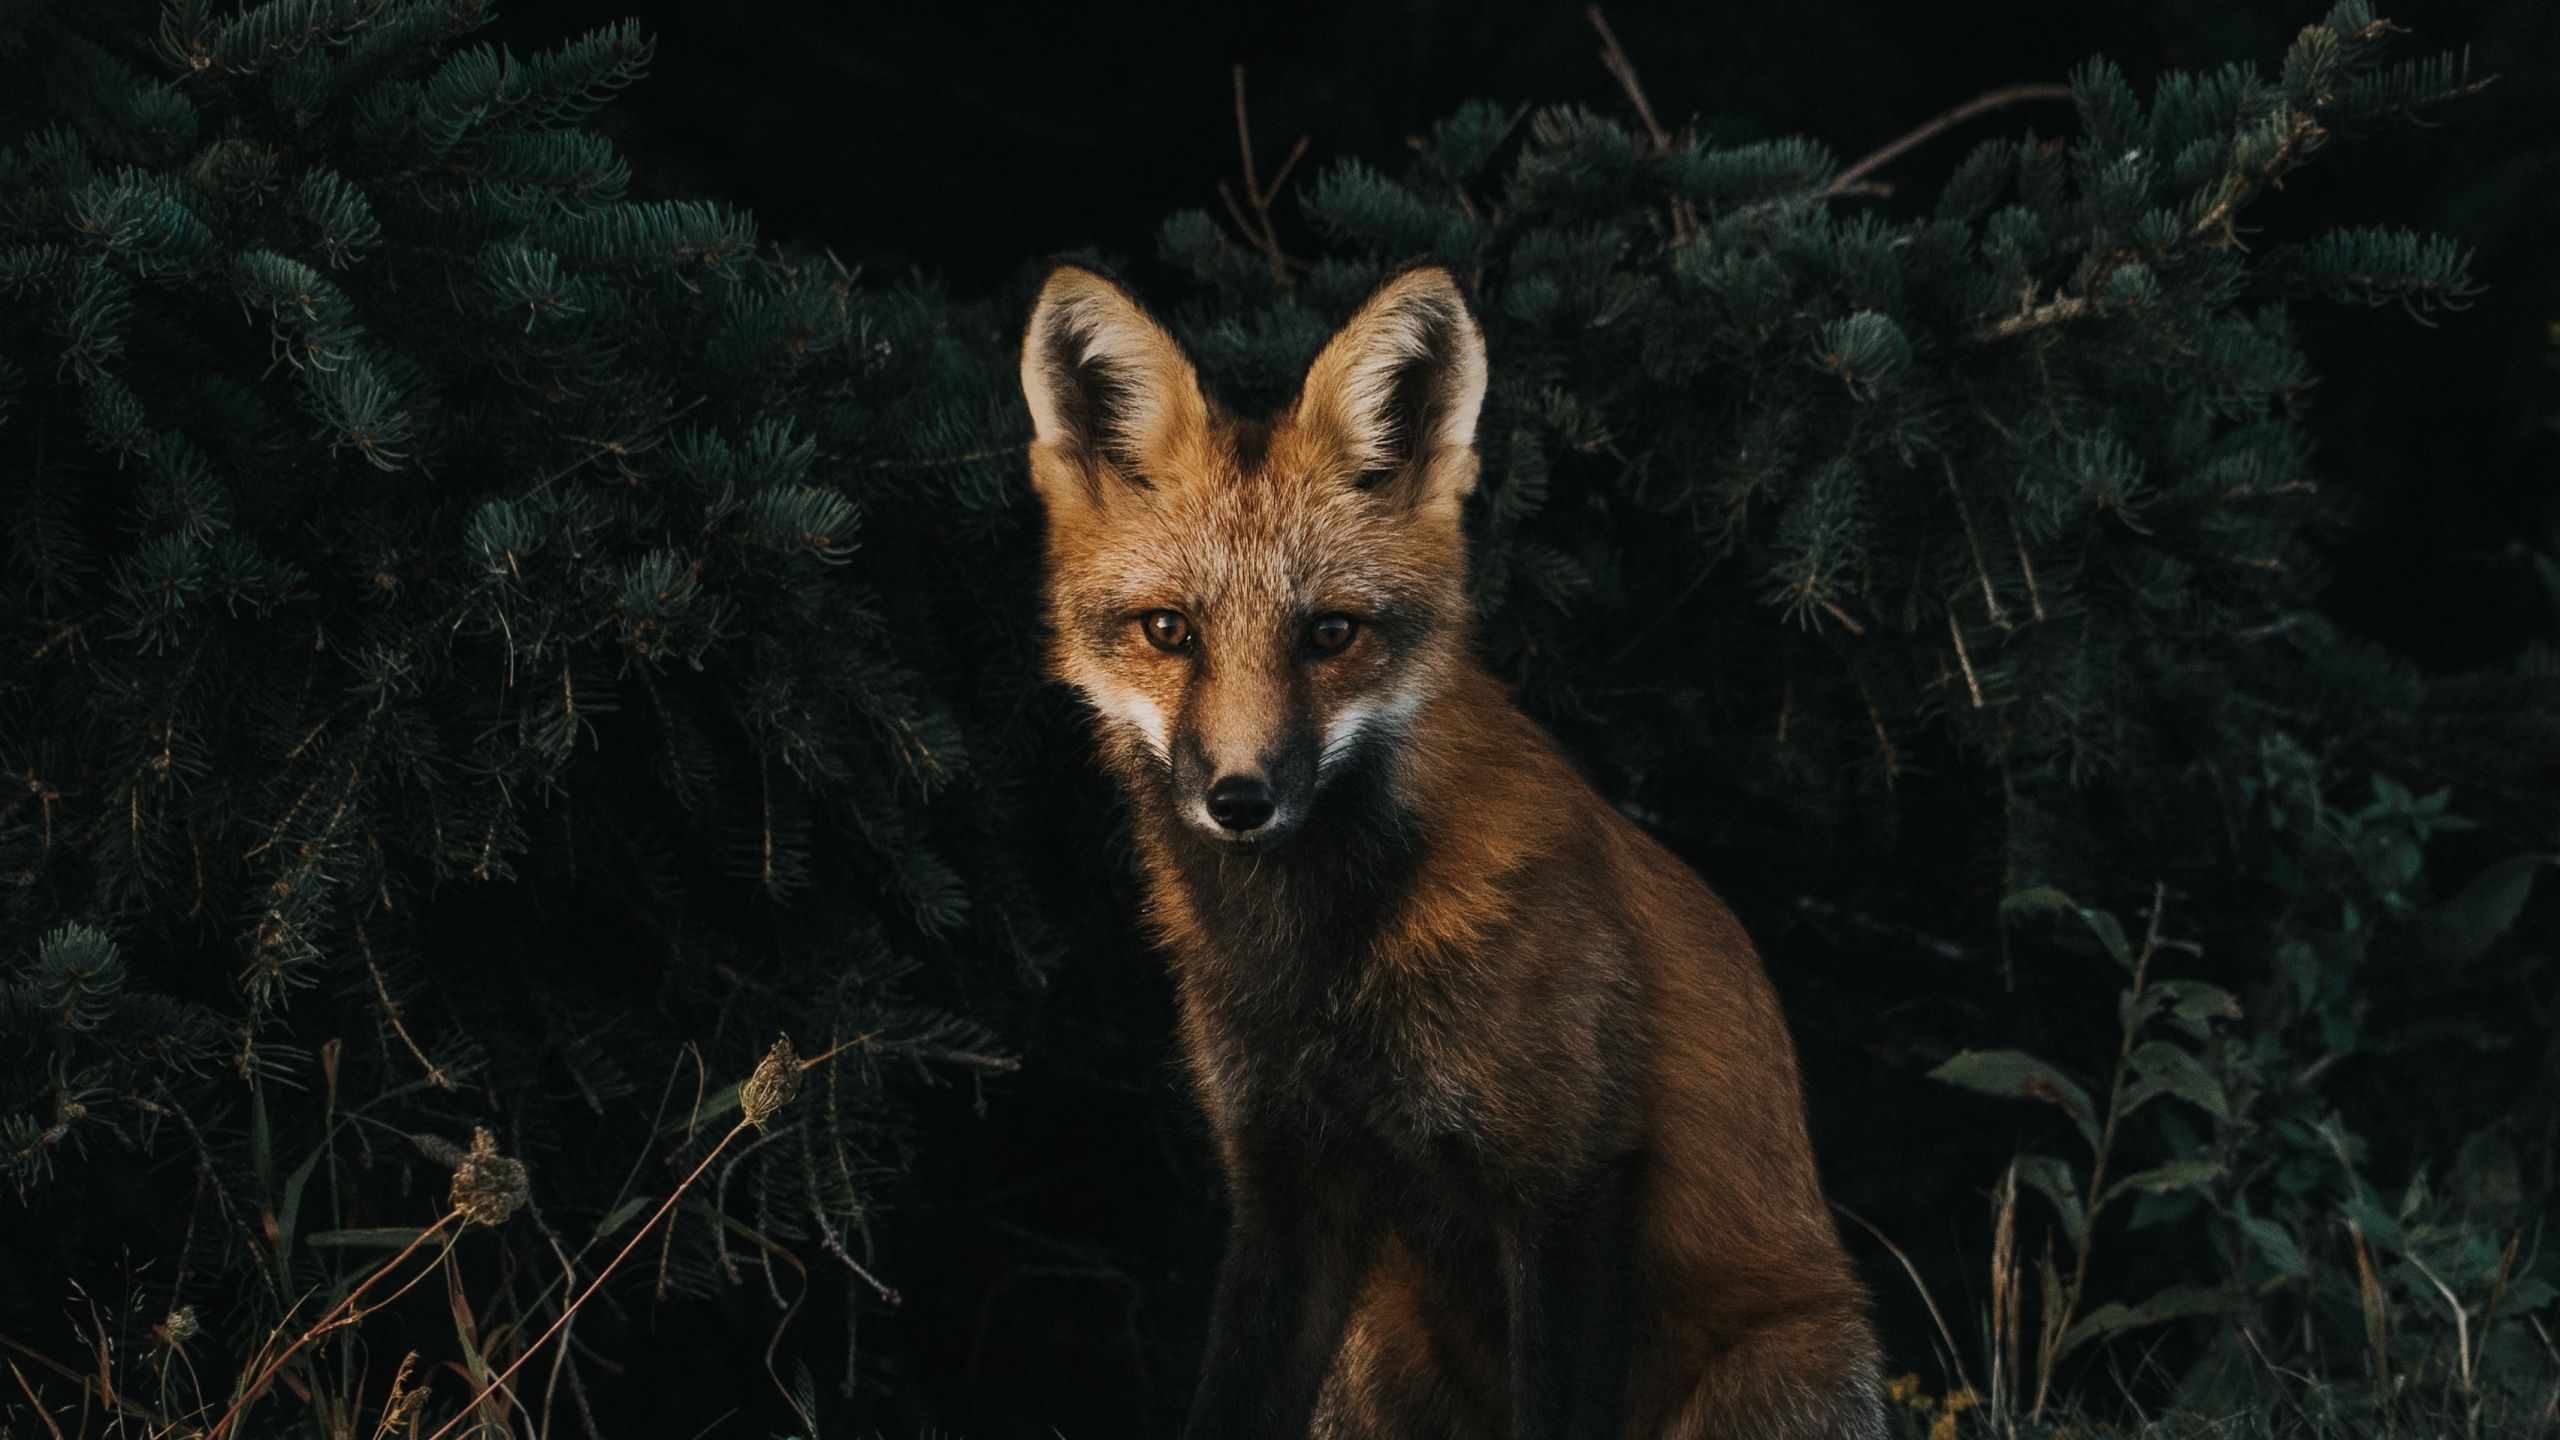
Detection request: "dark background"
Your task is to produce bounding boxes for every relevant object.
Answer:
[467,3,2558,1432]
[491,0,2560,698]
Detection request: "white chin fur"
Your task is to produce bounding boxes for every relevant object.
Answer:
[1319,687,1424,774]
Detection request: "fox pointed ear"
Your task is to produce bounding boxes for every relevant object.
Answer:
[1293,265,1487,513]
[1020,265,1209,503]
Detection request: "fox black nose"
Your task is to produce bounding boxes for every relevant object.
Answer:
[1206,775,1276,833]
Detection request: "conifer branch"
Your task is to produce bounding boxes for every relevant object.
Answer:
[1975,292,2100,344]
[2186,110,2326,249]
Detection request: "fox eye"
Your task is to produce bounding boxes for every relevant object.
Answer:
[1140,610,1195,653]
[1307,614,1358,655]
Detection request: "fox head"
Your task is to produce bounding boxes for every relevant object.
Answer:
[1020,263,1488,850]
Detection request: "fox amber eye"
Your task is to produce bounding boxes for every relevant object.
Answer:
[1140,610,1195,653]
[1307,614,1358,655]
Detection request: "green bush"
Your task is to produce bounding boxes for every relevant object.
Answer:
[0,2,1038,1430]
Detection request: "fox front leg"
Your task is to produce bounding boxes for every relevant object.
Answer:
[1504,1156,1636,1440]
[1185,1141,1374,1440]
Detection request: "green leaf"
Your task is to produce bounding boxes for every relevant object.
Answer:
[1998,886,2079,924]
[2078,907,2135,968]
[693,1082,744,1126]
[1928,1050,2102,1151]
[2341,1188,2406,1255]
[2123,1040,2230,1119]
[2058,1284,2240,1361]
[2121,978,2240,1036]
[2154,979,2243,1036]
[2013,1154,2086,1246]
[594,1193,657,1240]
[2500,1278,2557,1312]
[306,1227,434,1249]
[2101,1157,2224,1209]
[2127,1187,2204,1231]
[275,1140,326,1265]
[2239,1213,2306,1278]
[249,1083,274,1193]
[2408,852,2556,966]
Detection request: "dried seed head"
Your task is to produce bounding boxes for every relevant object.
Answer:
[741,1034,800,1131]
[382,1351,429,1430]
[157,1305,199,1345]
[449,1125,527,1226]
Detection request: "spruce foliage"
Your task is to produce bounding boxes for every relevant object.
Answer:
[1,0,1039,1422]
[1160,5,2529,894]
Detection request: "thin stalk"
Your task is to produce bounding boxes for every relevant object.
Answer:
[207,1207,464,1440]
[2030,881,2167,1420]
[417,1120,753,1440]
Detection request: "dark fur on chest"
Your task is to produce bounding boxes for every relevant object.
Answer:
[1162,753,1423,953]
[1142,761,1444,1124]
[1151,755,1420,990]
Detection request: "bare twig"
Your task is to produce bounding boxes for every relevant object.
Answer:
[357,922,454,1090]
[1587,7,1669,149]
[1943,455,2010,629]
[1854,672,1899,781]
[1830,82,2074,196]
[2007,511,2046,624]
[1587,8,1696,241]
[857,443,1024,473]
[1223,66,1308,284]
[1948,611,1985,709]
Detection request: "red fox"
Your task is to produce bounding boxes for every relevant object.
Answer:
[1019,261,1885,1440]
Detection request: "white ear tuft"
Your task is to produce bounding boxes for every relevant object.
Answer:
[1293,266,1487,498]
[1019,266,1207,491]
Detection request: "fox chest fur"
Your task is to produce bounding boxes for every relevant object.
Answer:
[1138,764,1642,1200]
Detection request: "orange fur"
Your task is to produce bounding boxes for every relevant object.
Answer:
[1022,263,1883,1439]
